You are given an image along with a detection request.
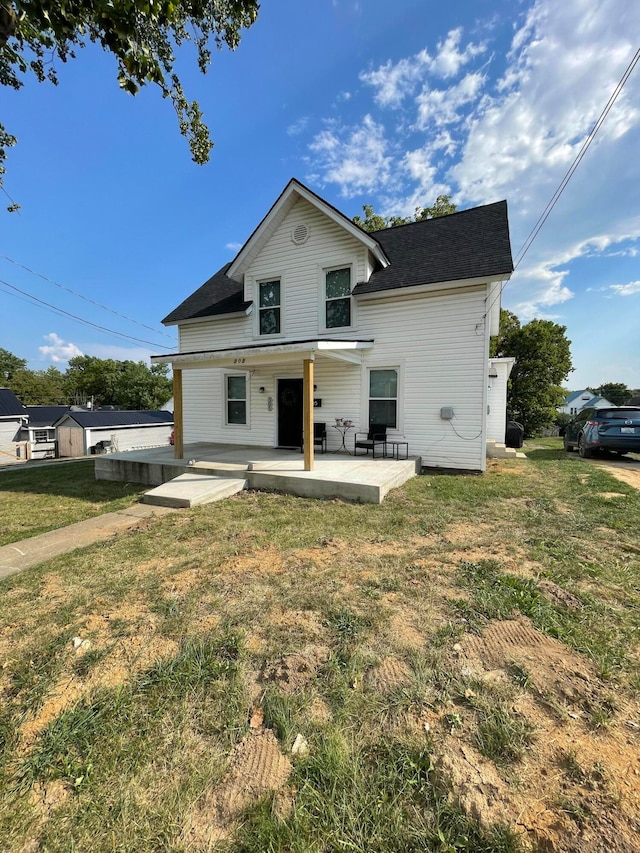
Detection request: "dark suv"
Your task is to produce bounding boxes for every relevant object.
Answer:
[563,406,640,458]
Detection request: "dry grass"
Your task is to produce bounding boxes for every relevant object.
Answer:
[0,440,639,852]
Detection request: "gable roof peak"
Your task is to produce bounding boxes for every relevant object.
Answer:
[227,178,389,281]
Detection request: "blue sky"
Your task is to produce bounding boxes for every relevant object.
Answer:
[2,0,639,391]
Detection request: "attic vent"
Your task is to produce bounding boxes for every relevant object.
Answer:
[291,223,309,245]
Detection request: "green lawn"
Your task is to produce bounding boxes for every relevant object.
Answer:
[1,441,639,852]
[0,460,147,546]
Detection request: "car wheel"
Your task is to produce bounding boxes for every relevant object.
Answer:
[578,434,592,459]
[563,434,574,452]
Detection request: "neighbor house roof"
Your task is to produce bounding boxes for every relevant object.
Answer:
[0,388,28,419]
[55,410,173,428]
[353,201,513,295]
[162,186,513,325]
[25,406,70,427]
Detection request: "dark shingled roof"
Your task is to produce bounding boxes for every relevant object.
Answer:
[162,262,250,325]
[0,388,28,418]
[25,406,70,427]
[58,410,173,428]
[162,199,513,324]
[353,201,513,295]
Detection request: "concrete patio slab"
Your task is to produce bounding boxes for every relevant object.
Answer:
[96,443,421,504]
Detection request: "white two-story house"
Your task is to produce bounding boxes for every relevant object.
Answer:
[151,179,513,473]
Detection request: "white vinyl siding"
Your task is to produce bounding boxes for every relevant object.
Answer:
[357,286,489,471]
[244,197,366,338]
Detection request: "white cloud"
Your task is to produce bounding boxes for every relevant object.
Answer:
[608,280,640,296]
[430,28,486,79]
[38,333,83,364]
[416,71,486,128]
[360,49,432,107]
[308,115,393,196]
[226,241,242,252]
[287,117,309,136]
[360,29,485,107]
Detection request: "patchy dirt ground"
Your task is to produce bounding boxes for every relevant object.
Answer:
[2,494,640,853]
[590,455,640,491]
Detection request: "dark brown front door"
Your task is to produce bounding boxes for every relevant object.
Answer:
[277,378,303,448]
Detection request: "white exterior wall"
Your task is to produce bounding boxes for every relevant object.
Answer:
[486,359,514,443]
[358,287,489,471]
[176,198,494,470]
[91,425,173,453]
[0,419,21,444]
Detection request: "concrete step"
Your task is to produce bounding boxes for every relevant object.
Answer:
[486,441,522,460]
[142,473,247,508]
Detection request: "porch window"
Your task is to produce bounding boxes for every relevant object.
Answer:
[34,429,50,443]
[259,280,281,335]
[369,369,397,429]
[226,375,247,425]
[325,267,351,329]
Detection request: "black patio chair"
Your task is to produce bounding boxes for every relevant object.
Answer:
[314,422,327,453]
[353,425,387,457]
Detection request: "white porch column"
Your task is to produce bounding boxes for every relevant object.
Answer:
[173,368,184,459]
[303,357,314,471]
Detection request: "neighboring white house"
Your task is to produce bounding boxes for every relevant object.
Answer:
[559,390,615,416]
[151,179,513,473]
[54,410,174,457]
[0,388,29,463]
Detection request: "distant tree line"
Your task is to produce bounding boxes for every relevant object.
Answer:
[0,348,172,410]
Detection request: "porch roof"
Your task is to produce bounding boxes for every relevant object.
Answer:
[151,338,375,368]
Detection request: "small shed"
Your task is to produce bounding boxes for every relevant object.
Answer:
[54,410,174,458]
[0,388,29,463]
[22,405,70,459]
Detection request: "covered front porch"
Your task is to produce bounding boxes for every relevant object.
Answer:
[151,338,377,474]
[95,442,421,504]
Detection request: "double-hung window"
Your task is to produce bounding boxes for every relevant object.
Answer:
[259,280,281,335]
[325,267,351,329]
[226,375,247,425]
[369,369,398,429]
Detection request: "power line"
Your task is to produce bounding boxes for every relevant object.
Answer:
[0,254,176,341]
[0,277,174,350]
[484,47,640,321]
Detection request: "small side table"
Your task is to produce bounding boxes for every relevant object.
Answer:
[384,440,409,460]
[332,424,354,453]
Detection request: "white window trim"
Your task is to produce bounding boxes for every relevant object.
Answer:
[253,273,286,339]
[224,372,250,428]
[318,260,357,334]
[362,364,404,434]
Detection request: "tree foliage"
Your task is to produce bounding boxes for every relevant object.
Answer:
[491,309,573,437]
[589,382,633,407]
[9,365,66,404]
[65,355,172,409]
[0,345,26,378]
[1,348,172,409]
[0,0,260,209]
[353,195,457,232]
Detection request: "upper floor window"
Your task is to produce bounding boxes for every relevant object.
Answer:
[259,280,281,335]
[325,267,351,329]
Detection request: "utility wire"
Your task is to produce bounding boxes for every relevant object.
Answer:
[484,47,640,321]
[0,254,176,340]
[0,277,174,350]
